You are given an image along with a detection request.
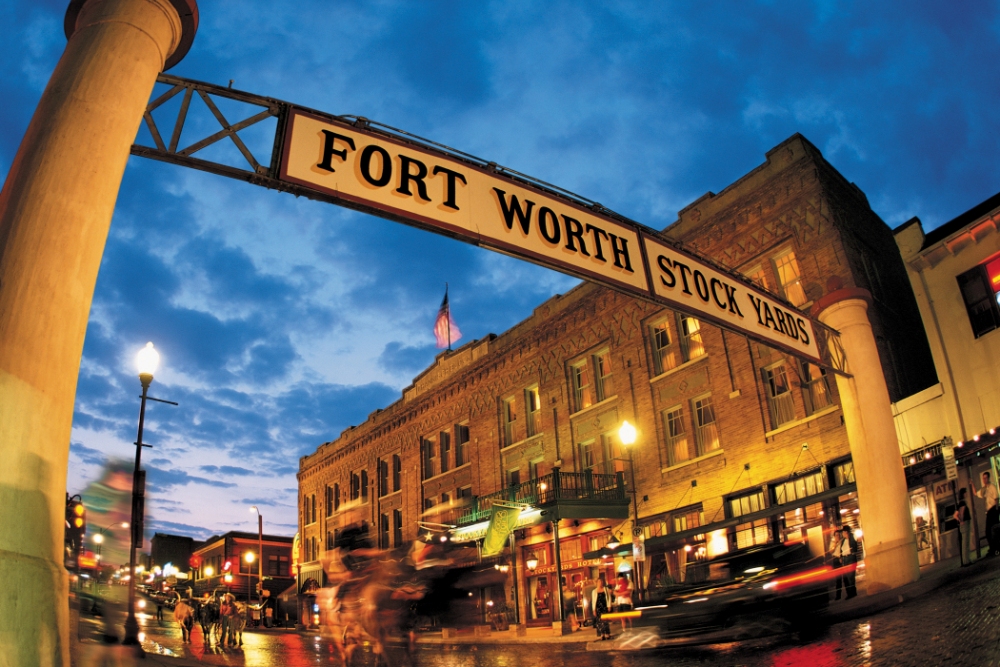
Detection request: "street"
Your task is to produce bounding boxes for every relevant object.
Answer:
[78,560,1000,666]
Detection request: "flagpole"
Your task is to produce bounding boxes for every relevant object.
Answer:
[446,283,452,351]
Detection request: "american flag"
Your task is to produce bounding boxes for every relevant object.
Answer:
[434,286,462,349]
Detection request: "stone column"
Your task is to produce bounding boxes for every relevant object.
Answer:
[814,288,919,593]
[0,1,197,664]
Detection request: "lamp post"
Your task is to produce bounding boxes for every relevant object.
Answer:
[123,343,176,648]
[618,420,643,603]
[244,551,256,603]
[250,506,264,606]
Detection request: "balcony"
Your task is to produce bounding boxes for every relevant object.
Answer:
[455,468,630,526]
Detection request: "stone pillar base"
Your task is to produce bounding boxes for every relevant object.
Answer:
[509,623,527,636]
[863,536,920,594]
[473,625,492,637]
[440,627,458,639]
[552,620,573,636]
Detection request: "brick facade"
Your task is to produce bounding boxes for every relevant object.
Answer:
[297,134,936,602]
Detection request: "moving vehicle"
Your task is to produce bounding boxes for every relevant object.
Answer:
[621,542,838,645]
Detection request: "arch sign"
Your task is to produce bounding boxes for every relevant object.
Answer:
[135,76,835,368]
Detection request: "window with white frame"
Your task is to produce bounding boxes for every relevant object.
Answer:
[662,405,693,466]
[692,394,720,455]
[502,396,518,446]
[772,248,808,307]
[746,265,771,291]
[678,315,706,361]
[525,386,541,437]
[571,348,614,412]
[773,470,826,505]
[763,362,796,428]
[578,439,595,472]
[799,360,831,415]
[650,318,678,375]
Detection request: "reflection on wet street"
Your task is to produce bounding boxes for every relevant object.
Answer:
[77,563,1000,667]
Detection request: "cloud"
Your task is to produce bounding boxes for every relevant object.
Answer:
[200,465,257,477]
[144,466,238,493]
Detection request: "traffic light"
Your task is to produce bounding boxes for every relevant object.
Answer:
[65,495,86,555]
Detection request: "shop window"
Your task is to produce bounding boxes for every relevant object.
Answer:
[833,460,855,486]
[502,396,518,446]
[678,315,706,361]
[642,519,669,539]
[393,509,403,547]
[772,248,807,307]
[588,532,611,551]
[455,424,470,466]
[392,455,402,491]
[774,470,826,505]
[662,405,692,466]
[799,361,831,415]
[439,431,451,473]
[525,386,541,437]
[763,362,796,428]
[733,518,770,549]
[958,260,1000,338]
[560,538,582,562]
[692,394,720,455]
[422,437,436,479]
[728,490,765,519]
[650,317,678,375]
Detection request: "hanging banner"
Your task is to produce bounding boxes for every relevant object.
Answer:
[481,503,522,557]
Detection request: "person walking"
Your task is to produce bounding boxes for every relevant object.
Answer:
[956,488,974,566]
[976,471,999,557]
[614,572,634,631]
[830,525,858,599]
[591,574,612,640]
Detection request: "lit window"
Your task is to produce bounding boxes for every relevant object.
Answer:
[958,259,1000,338]
[571,359,594,411]
[502,396,518,446]
[678,315,706,361]
[763,362,795,428]
[693,394,720,455]
[800,361,831,415]
[772,249,807,307]
[571,348,614,412]
[650,319,677,374]
[662,406,692,466]
[746,265,770,291]
[525,386,541,437]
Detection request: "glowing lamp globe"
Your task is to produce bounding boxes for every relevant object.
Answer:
[619,420,637,446]
[136,342,160,384]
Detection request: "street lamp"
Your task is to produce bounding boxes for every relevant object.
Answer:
[92,521,129,563]
[123,343,176,649]
[244,551,256,603]
[618,420,643,603]
[250,505,264,606]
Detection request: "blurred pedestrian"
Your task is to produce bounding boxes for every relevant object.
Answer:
[830,525,858,599]
[956,488,974,566]
[614,572,633,630]
[976,471,999,557]
[591,574,612,640]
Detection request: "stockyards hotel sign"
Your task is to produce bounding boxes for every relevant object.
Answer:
[279,109,823,365]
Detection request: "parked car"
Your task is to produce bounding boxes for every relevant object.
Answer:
[627,542,835,644]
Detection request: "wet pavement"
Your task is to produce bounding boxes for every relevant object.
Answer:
[76,557,1000,666]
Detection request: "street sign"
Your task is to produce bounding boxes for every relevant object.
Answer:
[942,438,958,481]
[133,75,836,369]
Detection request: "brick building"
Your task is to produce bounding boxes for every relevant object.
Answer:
[297,134,936,627]
[187,531,295,606]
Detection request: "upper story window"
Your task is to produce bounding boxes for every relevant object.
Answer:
[763,362,795,429]
[678,316,706,362]
[392,454,402,491]
[350,469,368,502]
[502,396,518,446]
[746,265,771,291]
[422,437,436,479]
[571,348,614,412]
[833,459,855,486]
[439,431,451,473]
[393,509,403,548]
[304,493,317,524]
[662,405,693,466]
[727,489,769,549]
[650,318,678,375]
[958,258,1000,338]
[378,459,390,497]
[455,424,470,467]
[772,248,808,307]
[799,361,832,415]
[525,386,541,437]
[693,393,720,455]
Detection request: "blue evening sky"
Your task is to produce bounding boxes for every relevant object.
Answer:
[2,1,998,542]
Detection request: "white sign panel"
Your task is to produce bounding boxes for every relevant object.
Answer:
[280,110,646,294]
[643,235,821,362]
[942,443,958,481]
[279,109,825,365]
